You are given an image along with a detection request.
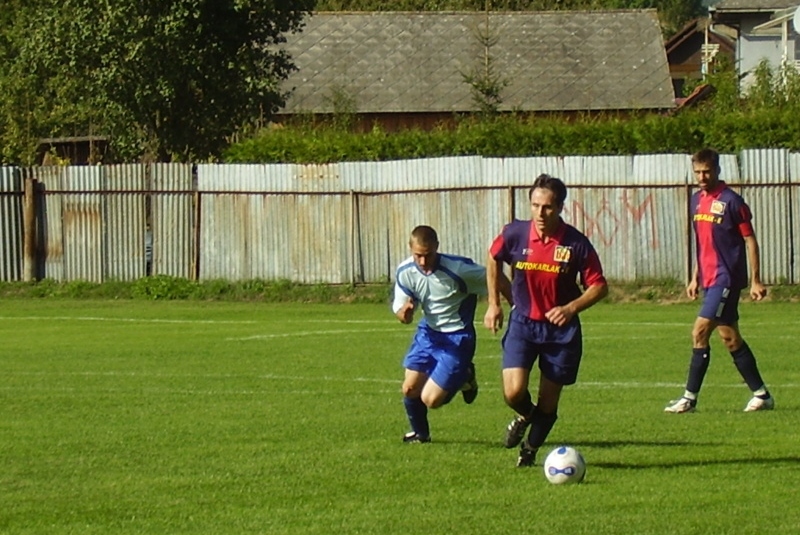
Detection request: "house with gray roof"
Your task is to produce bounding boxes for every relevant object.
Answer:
[711,0,800,89]
[276,10,675,130]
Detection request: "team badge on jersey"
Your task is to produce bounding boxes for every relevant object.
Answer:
[554,246,572,263]
[523,248,534,255]
[710,200,726,215]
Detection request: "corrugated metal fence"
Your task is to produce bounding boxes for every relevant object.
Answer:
[0,150,797,284]
[0,166,23,281]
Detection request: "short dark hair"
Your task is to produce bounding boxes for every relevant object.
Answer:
[691,148,720,169]
[529,174,567,205]
[410,225,438,247]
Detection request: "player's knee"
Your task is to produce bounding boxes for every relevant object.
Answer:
[718,327,742,352]
[691,325,712,346]
[421,392,445,409]
[503,387,526,407]
[721,335,742,352]
[402,382,421,399]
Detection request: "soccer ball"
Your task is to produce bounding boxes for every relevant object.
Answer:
[543,446,586,484]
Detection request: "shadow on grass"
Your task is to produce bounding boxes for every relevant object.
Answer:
[430,438,722,449]
[574,439,721,448]
[593,456,800,469]
[560,440,800,469]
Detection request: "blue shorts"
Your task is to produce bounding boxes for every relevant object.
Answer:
[698,286,740,325]
[402,324,476,393]
[501,311,583,385]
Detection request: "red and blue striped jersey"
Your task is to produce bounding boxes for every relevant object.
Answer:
[489,219,606,321]
[691,181,753,289]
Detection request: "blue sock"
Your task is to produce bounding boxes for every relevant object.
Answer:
[686,347,710,394]
[731,342,768,395]
[509,391,535,420]
[442,388,457,405]
[525,407,558,451]
[403,396,429,438]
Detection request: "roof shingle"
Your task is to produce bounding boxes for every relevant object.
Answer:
[279,11,675,114]
[712,0,797,11]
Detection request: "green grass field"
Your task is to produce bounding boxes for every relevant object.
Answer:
[2,299,799,534]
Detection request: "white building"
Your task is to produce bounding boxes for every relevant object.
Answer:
[711,0,800,89]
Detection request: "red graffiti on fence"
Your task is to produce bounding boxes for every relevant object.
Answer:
[563,191,658,249]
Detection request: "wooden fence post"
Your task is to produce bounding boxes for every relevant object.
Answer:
[22,176,37,281]
[192,189,201,281]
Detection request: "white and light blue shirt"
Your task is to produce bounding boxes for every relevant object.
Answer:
[392,253,487,333]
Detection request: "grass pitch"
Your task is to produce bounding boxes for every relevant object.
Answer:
[1,299,799,534]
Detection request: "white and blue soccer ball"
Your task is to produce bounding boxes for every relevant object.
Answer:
[543,446,586,484]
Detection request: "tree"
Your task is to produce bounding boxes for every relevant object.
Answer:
[0,0,314,163]
[608,0,704,37]
[461,5,510,115]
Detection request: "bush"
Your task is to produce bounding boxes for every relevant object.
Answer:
[0,278,392,303]
[131,275,197,300]
[0,278,797,303]
[223,61,800,164]
[223,110,800,164]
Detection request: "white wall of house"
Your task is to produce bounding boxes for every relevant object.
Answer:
[735,16,800,91]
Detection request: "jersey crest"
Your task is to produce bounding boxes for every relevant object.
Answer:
[710,200,726,216]
[554,245,572,263]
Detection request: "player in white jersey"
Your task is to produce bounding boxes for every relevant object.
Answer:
[393,225,511,443]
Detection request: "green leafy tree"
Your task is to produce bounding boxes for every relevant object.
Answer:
[682,54,739,112]
[0,0,313,163]
[744,60,800,112]
[461,10,510,115]
[609,0,704,36]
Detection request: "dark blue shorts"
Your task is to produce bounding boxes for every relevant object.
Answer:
[501,311,583,385]
[403,324,476,392]
[698,285,740,325]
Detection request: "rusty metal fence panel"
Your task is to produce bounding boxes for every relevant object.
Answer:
[626,154,692,282]
[36,167,66,281]
[789,153,800,284]
[0,167,22,281]
[35,165,150,282]
[37,166,106,281]
[197,164,354,283]
[740,149,792,285]
[151,164,194,278]
[492,154,692,281]
[62,167,103,282]
[4,152,799,285]
[104,165,148,280]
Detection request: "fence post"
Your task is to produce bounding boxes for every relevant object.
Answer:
[507,185,515,222]
[350,189,357,285]
[192,189,201,281]
[22,176,37,281]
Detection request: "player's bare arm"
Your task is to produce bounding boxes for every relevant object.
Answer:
[544,282,608,327]
[484,255,505,334]
[686,265,700,300]
[396,298,415,324]
[497,269,513,307]
[744,234,767,300]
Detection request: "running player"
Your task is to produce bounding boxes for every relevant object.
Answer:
[393,225,511,443]
[484,174,608,467]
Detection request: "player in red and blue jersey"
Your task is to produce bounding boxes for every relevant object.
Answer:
[484,174,608,468]
[665,148,774,414]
